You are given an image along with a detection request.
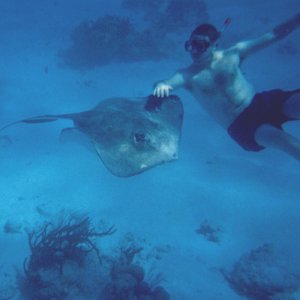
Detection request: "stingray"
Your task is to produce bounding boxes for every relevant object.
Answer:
[1,95,184,177]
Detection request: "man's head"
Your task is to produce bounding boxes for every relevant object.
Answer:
[185,24,220,58]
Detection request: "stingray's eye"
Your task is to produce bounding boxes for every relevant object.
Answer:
[133,132,146,143]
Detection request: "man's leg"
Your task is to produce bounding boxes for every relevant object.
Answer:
[255,124,300,161]
[283,92,300,118]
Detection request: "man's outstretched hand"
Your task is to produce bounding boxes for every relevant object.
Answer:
[273,12,300,39]
[153,82,173,98]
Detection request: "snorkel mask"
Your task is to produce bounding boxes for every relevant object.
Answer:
[184,18,231,54]
[184,35,211,54]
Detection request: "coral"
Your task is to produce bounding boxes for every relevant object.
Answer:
[16,214,171,300]
[59,15,168,70]
[24,216,115,273]
[221,244,300,300]
[101,245,170,300]
[196,219,222,243]
[18,215,116,299]
[60,15,136,69]
[59,0,208,69]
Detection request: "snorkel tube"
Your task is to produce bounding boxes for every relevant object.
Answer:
[215,17,231,46]
[222,17,232,33]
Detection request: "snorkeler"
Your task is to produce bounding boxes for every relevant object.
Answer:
[153,13,300,160]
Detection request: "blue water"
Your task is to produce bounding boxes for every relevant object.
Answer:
[1,1,300,299]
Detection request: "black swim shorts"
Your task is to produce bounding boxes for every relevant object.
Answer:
[227,89,300,152]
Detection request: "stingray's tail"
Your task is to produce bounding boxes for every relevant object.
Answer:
[0,113,76,132]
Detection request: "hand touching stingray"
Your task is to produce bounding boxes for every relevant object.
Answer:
[1,95,184,177]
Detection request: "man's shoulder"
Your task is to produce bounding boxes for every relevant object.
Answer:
[220,46,240,56]
[217,47,242,64]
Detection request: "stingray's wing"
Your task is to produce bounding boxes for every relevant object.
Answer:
[78,95,184,177]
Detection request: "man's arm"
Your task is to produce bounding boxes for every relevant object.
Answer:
[153,71,186,98]
[229,12,300,59]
